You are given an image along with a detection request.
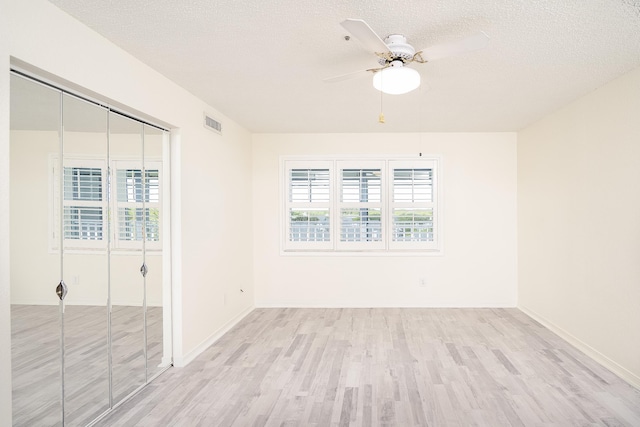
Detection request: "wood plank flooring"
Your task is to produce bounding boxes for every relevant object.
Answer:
[95,308,640,426]
[11,304,164,427]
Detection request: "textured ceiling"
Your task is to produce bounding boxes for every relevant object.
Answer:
[49,0,640,133]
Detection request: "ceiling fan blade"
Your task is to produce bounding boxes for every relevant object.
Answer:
[340,19,391,54]
[419,31,489,61]
[323,69,373,83]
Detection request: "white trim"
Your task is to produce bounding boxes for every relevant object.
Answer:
[278,250,444,257]
[10,300,163,307]
[519,305,640,390]
[170,130,183,368]
[50,249,164,256]
[174,305,255,367]
[281,154,434,161]
[255,301,515,308]
[10,299,61,306]
[161,130,173,371]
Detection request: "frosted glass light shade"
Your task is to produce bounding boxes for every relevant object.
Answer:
[373,66,421,95]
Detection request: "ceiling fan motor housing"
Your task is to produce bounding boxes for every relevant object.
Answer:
[379,34,416,65]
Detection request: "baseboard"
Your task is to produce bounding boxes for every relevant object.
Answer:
[518,305,640,390]
[11,300,163,307]
[255,300,516,308]
[159,356,172,368]
[174,304,255,367]
[11,300,58,306]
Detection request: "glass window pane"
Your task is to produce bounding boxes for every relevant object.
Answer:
[118,207,160,241]
[64,167,102,201]
[63,206,103,240]
[393,168,432,203]
[392,208,434,242]
[340,208,381,242]
[341,169,381,203]
[146,207,160,241]
[145,170,160,203]
[289,208,330,242]
[290,169,330,203]
[117,169,159,203]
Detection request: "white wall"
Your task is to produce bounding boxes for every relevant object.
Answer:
[518,66,640,387]
[253,132,518,307]
[1,0,254,418]
[0,0,12,421]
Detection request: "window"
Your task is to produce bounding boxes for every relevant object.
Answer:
[389,162,435,250]
[338,161,384,250]
[51,157,162,251]
[63,166,104,242]
[54,159,108,249]
[284,160,333,250]
[282,156,440,253]
[113,162,162,250]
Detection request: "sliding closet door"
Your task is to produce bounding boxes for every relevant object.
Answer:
[9,74,63,426]
[143,125,168,379]
[60,93,110,426]
[10,72,172,426]
[109,112,146,404]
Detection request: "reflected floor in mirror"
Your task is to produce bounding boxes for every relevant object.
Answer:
[96,308,640,427]
[11,304,164,427]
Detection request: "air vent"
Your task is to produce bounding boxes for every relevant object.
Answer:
[204,113,222,134]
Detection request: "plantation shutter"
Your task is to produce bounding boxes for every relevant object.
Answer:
[337,161,384,250]
[389,160,438,250]
[61,161,108,248]
[284,160,333,250]
[114,162,162,250]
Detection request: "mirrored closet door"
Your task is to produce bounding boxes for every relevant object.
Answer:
[60,92,111,425]
[9,72,63,427]
[9,72,172,427]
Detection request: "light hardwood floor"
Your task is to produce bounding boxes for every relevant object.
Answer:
[11,304,164,427]
[93,308,640,426]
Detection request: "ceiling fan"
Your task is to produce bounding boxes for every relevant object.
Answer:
[325,19,490,95]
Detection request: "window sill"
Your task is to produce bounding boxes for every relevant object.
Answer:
[49,248,163,256]
[280,249,443,257]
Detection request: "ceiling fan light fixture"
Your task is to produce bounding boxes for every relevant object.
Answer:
[373,65,420,95]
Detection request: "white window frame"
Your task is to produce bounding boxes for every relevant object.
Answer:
[51,157,109,251]
[50,155,163,253]
[283,160,334,251]
[336,160,385,251]
[281,155,442,255]
[112,159,163,251]
[388,159,438,251]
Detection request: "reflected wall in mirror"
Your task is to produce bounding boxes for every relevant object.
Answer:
[10,73,63,427]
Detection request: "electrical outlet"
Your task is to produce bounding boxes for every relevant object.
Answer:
[418,278,427,287]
